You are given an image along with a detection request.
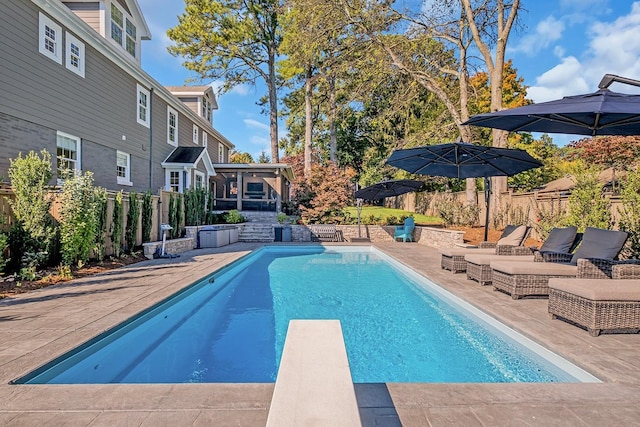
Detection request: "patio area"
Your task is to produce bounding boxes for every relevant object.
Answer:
[1,242,639,426]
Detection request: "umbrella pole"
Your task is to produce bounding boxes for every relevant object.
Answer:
[356,198,363,238]
[484,177,491,242]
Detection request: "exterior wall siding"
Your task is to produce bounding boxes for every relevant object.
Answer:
[63,2,101,33]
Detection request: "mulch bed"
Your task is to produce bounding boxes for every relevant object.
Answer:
[0,252,148,299]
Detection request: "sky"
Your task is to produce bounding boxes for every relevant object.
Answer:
[138,0,640,155]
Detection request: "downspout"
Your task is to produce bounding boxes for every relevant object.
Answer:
[148,87,154,190]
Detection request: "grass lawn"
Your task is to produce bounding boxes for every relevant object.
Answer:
[344,206,441,225]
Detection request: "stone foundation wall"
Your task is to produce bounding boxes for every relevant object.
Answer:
[143,237,196,259]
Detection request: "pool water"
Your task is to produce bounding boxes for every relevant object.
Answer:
[17,246,597,384]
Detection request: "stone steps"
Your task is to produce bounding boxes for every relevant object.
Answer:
[238,223,275,243]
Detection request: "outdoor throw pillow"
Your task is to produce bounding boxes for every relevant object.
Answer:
[497,225,528,246]
[539,226,578,254]
[570,227,629,265]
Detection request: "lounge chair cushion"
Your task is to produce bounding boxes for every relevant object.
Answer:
[570,227,629,265]
[490,260,577,276]
[548,278,640,301]
[496,225,528,246]
[440,247,496,257]
[465,253,534,265]
[539,226,577,254]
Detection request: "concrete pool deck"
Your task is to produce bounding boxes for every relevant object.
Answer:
[0,242,639,426]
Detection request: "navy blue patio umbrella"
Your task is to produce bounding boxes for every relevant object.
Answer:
[354,179,424,238]
[385,143,542,240]
[463,75,640,136]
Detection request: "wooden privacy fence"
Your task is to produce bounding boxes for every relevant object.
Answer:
[393,189,625,239]
[2,188,162,257]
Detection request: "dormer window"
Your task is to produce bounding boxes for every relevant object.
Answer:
[201,97,212,124]
[110,2,137,58]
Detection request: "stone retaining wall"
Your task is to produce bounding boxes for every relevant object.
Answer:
[143,237,195,259]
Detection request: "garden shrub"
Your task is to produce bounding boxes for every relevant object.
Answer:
[168,194,177,238]
[618,167,640,259]
[0,232,7,275]
[125,191,140,253]
[93,188,108,261]
[532,198,568,242]
[59,171,104,267]
[7,150,55,268]
[433,194,479,228]
[141,190,153,243]
[175,193,183,238]
[225,209,245,224]
[566,167,612,231]
[110,191,123,258]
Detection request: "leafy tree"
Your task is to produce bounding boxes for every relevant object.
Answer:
[168,0,283,162]
[507,133,562,191]
[59,171,104,266]
[567,136,640,170]
[94,188,108,261]
[7,150,56,267]
[125,191,140,252]
[257,150,271,163]
[229,150,254,164]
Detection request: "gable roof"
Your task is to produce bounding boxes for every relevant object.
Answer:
[162,147,215,176]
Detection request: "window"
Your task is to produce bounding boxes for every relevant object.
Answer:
[202,132,208,148]
[39,13,62,63]
[194,171,205,189]
[167,170,181,192]
[65,32,85,77]
[117,150,132,186]
[56,131,81,181]
[218,145,224,163]
[201,97,212,123]
[137,84,150,127]
[193,125,199,144]
[167,106,178,146]
[110,2,137,58]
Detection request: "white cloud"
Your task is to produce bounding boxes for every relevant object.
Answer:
[509,16,565,56]
[244,119,270,132]
[527,2,640,101]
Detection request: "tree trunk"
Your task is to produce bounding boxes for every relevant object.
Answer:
[328,74,337,163]
[304,66,313,174]
[268,47,279,163]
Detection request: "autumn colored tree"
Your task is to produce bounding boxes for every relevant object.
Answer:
[293,163,352,223]
[229,151,254,164]
[567,136,640,171]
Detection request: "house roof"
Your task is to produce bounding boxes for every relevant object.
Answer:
[213,163,296,182]
[166,85,219,110]
[162,147,215,176]
[537,167,624,195]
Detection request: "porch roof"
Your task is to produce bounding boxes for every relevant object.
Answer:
[213,163,295,182]
[162,147,215,176]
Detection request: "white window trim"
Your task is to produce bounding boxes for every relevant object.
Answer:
[39,12,62,64]
[137,84,150,127]
[218,145,224,163]
[65,32,85,77]
[167,106,178,147]
[194,170,205,189]
[56,131,81,184]
[165,169,183,193]
[109,1,138,59]
[202,132,208,148]
[117,150,133,186]
[193,124,199,144]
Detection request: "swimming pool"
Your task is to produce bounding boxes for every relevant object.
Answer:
[16,246,598,384]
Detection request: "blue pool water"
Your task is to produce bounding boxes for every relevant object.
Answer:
[18,246,597,384]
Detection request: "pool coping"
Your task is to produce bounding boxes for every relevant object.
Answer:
[0,242,639,425]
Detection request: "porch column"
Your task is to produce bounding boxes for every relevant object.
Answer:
[275,173,282,212]
[236,171,243,210]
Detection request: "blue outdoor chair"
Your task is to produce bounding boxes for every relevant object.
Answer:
[394,217,415,242]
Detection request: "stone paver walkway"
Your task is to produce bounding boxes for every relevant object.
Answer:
[0,242,639,426]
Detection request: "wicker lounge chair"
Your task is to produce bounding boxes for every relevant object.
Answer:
[548,263,640,336]
[465,226,579,285]
[489,227,629,299]
[440,225,530,273]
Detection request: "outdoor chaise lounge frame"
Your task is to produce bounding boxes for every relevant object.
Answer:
[309,224,340,242]
[440,225,530,273]
[465,227,580,285]
[490,227,629,299]
[548,263,640,336]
